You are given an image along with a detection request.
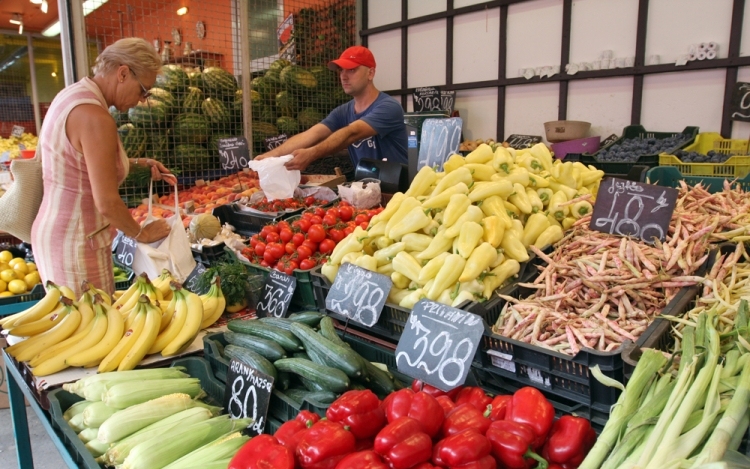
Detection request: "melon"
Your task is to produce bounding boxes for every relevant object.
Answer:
[189,213,221,240]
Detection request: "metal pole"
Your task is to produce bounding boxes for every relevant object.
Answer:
[26,34,41,135]
[57,0,76,85]
[70,0,90,79]
[239,0,253,153]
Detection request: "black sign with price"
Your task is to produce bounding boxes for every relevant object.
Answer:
[218,137,251,170]
[413,87,455,114]
[590,177,678,244]
[599,134,620,149]
[11,125,24,138]
[730,82,750,122]
[224,359,274,436]
[325,263,391,327]
[183,263,208,295]
[114,233,137,268]
[256,270,296,318]
[395,299,484,392]
[264,134,288,152]
[505,134,543,150]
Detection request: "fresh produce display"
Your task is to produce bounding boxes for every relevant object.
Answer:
[240,195,329,214]
[0,132,38,159]
[0,249,40,296]
[674,180,750,243]
[593,134,690,162]
[113,265,130,284]
[197,261,260,313]
[672,148,732,164]
[322,143,605,308]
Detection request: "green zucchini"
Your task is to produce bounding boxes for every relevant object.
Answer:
[223,344,278,380]
[293,352,311,360]
[300,376,327,392]
[318,317,370,377]
[228,319,303,352]
[224,331,287,362]
[258,317,294,331]
[273,358,350,393]
[288,311,324,327]
[277,371,291,391]
[363,361,396,397]
[284,388,338,405]
[289,323,366,379]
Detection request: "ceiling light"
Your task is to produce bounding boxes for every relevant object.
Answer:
[44,0,109,36]
[10,14,22,25]
[41,0,48,14]
[51,72,57,77]
[18,23,23,34]
[30,0,43,4]
[176,7,188,15]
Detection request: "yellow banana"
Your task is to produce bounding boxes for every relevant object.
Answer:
[92,287,112,306]
[32,309,108,376]
[159,295,178,333]
[28,313,97,367]
[118,297,161,371]
[200,288,218,323]
[123,302,141,331]
[200,278,226,330]
[162,289,203,356]
[112,275,144,310]
[113,290,125,300]
[149,289,188,355]
[98,304,147,372]
[8,300,82,362]
[67,302,124,367]
[118,281,146,316]
[59,285,76,301]
[6,304,67,337]
[152,269,174,301]
[75,294,95,335]
[0,283,62,329]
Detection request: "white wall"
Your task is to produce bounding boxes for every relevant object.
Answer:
[371,0,745,140]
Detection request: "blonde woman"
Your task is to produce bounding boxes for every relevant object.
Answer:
[31,38,176,297]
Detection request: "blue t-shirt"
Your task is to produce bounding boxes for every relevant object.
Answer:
[321,92,408,167]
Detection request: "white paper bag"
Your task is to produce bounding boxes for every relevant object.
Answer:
[337,178,381,209]
[247,155,300,201]
[132,182,196,283]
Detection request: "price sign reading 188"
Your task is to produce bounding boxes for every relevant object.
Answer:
[218,137,251,171]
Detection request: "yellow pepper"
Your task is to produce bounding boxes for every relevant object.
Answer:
[421,182,470,210]
[404,166,438,198]
[465,143,494,164]
[322,261,340,283]
[571,200,593,219]
[510,219,525,240]
[399,288,426,309]
[402,233,433,252]
[416,230,453,260]
[493,167,530,187]
[443,193,471,227]
[422,220,440,236]
[533,225,564,249]
[492,146,513,173]
[482,215,505,248]
[437,288,453,306]
[482,259,521,299]
[377,263,395,276]
[469,180,514,202]
[430,167,473,197]
[547,213,562,228]
[388,288,409,305]
[548,190,569,221]
[342,251,363,266]
[384,197,422,237]
[373,242,406,266]
[537,188,554,207]
[521,212,551,248]
[388,206,432,241]
[443,153,466,173]
[427,254,465,300]
[500,232,529,262]
[456,222,484,258]
[528,173,550,188]
[556,162,578,189]
[392,251,422,283]
[329,228,367,265]
[418,252,449,284]
[580,168,604,187]
[459,242,496,282]
[375,236,393,250]
[480,196,513,228]
[464,164,496,182]
[490,250,506,268]
[562,216,576,230]
[452,289,476,307]
[526,188,543,213]
[353,254,378,272]
[363,237,377,256]
[578,186,591,196]
[508,183,533,214]
[548,181,577,200]
[369,192,406,226]
[444,205,484,238]
[530,143,554,172]
[517,153,544,174]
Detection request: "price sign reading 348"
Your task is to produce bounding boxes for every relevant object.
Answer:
[256,270,296,318]
[325,263,391,327]
[395,300,484,391]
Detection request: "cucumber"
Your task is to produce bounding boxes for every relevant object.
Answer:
[223,344,278,380]
[228,319,303,352]
[273,358,350,393]
[258,317,294,331]
[290,323,366,379]
[284,388,338,405]
[300,376,327,392]
[363,361,396,397]
[224,331,287,362]
[277,371,291,391]
[288,311,324,327]
[293,352,311,360]
[318,317,370,377]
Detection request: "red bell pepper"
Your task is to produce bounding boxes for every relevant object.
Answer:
[374,417,433,469]
[411,379,462,400]
[441,403,491,438]
[383,389,445,438]
[454,387,492,412]
[326,389,387,439]
[228,434,295,469]
[432,429,495,469]
[274,410,321,453]
[505,387,555,448]
[436,395,457,416]
[487,395,511,421]
[335,450,388,469]
[541,416,596,468]
[413,463,439,469]
[485,420,548,469]
[355,437,375,452]
[296,419,357,469]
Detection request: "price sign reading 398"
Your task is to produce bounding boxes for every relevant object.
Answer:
[325,263,391,327]
[395,299,484,391]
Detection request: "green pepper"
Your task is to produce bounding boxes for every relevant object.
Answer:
[508,183,533,214]
[392,251,423,283]
[521,212,551,248]
[456,222,484,259]
[421,182,470,210]
[469,180,514,202]
[404,166,438,198]
[426,254,466,300]
[443,193,471,227]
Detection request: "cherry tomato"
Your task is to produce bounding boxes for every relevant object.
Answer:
[359,221,369,230]
[328,228,344,243]
[302,240,318,253]
[296,245,312,260]
[250,236,260,248]
[285,242,296,255]
[301,212,314,221]
[265,232,280,244]
[307,224,327,243]
[265,225,279,234]
[287,260,298,274]
[254,242,266,256]
[260,226,273,238]
[319,239,336,255]
[279,228,293,243]
[339,200,350,207]
[343,226,354,236]
[355,214,369,225]
[338,205,354,221]
[314,207,327,218]
[292,232,305,246]
[322,214,337,226]
[276,261,285,271]
[309,215,323,225]
[267,243,285,259]
[326,208,340,219]
[305,196,317,206]
[299,258,316,270]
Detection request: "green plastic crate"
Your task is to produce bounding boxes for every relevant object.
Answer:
[238,257,317,311]
[646,166,750,192]
[0,283,45,317]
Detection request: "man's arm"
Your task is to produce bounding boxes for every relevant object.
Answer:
[285,120,377,170]
[255,123,332,159]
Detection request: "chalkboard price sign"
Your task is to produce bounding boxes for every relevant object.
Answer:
[325,263,392,327]
[183,263,208,295]
[224,359,274,436]
[218,137,251,170]
[505,134,543,150]
[730,82,750,122]
[417,118,463,171]
[413,87,455,114]
[264,134,288,152]
[590,177,678,244]
[600,134,620,149]
[256,270,296,318]
[395,299,484,392]
[11,125,24,138]
[114,233,137,267]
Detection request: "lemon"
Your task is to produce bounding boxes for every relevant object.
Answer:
[0,269,18,283]
[8,257,24,268]
[13,262,28,276]
[24,272,40,289]
[0,291,13,297]
[26,262,36,273]
[0,251,12,263]
[0,279,6,293]
[0,263,9,272]
[8,279,26,294]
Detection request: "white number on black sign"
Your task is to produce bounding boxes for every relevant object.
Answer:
[325,263,391,327]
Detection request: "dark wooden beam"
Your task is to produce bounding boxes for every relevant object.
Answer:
[447,0,454,86]
[631,0,649,124]
[558,0,572,120]
[721,0,745,137]
[361,0,368,47]
[497,5,508,141]
[401,0,408,109]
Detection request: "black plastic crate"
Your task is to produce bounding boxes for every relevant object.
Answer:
[237,257,317,311]
[264,416,285,435]
[213,203,301,236]
[191,241,229,266]
[112,257,135,291]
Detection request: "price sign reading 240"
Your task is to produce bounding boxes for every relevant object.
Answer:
[217,137,250,171]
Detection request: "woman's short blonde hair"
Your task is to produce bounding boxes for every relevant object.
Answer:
[92,38,162,78]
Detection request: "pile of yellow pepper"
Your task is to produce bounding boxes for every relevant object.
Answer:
[322,143,605,309]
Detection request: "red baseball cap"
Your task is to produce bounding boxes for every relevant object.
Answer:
[328,46,376,71]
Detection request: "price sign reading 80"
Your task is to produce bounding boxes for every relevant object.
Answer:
[224,359,274,436]
[325,263,391,327]
[395,300,484,391]
[256,270,296,319]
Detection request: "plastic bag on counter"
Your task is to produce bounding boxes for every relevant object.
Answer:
[294,185,338,202]
[337,178,381,209]
[246,155,300,201]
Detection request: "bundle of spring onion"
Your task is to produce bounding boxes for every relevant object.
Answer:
[579,300,750,469]
[61,367,252,468]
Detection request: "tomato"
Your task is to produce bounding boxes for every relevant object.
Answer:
[279,228,293,243]
[319,238,336,255]
[276,261,285,271]
[265,232,280,244]
[296,245,312,260]
[287,260,298,274]
[359,221,369,230]
[265,224,279,234]
[277,221,291,232]
[254,242,266,256]
[355,214,369,225]
[343,226,354,236]
[301,212,314,221]
[260,260,270,268]
[263,250,276,264]
[328,228,344,243]
[307,224,326,243]
[302,240,318,253]
[285,242,296,255]
[250,236,260,248]
[267,243,285,260]
[314,207,327,217]
[322,214,337,226]
[326,208,340,219]
[292,232,305,246]
[305,196,317,206]
[260,226,273,238]
[299,258,316,270]
[294,218,312,233]
[339,200,350,207]
[338,205,354,221]
[309,215,323,225]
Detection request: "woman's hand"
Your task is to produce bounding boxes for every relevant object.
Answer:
[135,219,171,243]
[136,158,177,185]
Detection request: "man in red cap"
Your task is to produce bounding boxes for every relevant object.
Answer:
[256,45,407,171]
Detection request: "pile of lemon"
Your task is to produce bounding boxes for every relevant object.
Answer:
[0,250,40,297]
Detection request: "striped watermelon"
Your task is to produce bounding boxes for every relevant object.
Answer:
[128,98,169,128]
[188,71,203,90]
[118,123,147,158]
[276,116,299,135]
[147,88,177,119]
[275,91,295,116]
[174,144,210,171]
[269,58,291,72]
[172,113,210,144]
[280,65,317,89]
[298,108,323,130]
[203,67,238,101]
[156,65,188,95]
[201,98,230,125]
[183,87,204,114]
[252,122,278,143]
[148,131,170,153]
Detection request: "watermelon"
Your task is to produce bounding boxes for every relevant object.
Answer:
[280,65,317,89]
[309,66,336,88]
[109,106,129,126]
[201,98,230,125]
[275,90,295,116]
[252,105,276,124]
[203,67,238,101]
[297,108,323,130]
[118,123,147,158]
[148,131,170,153]
[209,133,233,154]
[174,144,211,171]
[252,122,279,143]
[183,87,204,114]
[128,98,169,128]
[269,58,291,72]
[155,65,188,95]
[147,88,177,119]
[250,76,271,101]
[276,116,299,135]
[172,113,210,144]
[188,71,203,90]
